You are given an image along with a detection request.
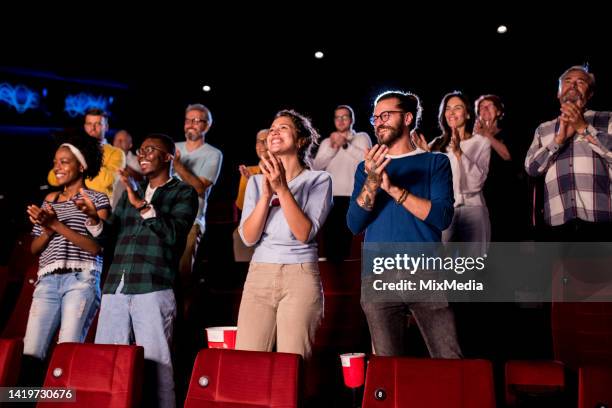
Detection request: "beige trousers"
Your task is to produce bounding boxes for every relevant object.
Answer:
[179,224,202,280]
[235,262,323,360]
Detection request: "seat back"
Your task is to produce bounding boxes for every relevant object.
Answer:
[362,357,495,408]
[40,343,143,408]
[1,263,38,338]
[504,360,565,406]
[0,338,23,386]
[552,302,612,369]
[185,348,301,408]
[578,365,612,408]
[315,259,368,348]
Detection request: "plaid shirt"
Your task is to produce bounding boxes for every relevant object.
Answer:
[525,110,612,226]
[95,177,198,294]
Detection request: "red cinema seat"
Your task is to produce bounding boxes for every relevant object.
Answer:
[2,264,39,339]
[316,259,368,349]
[0,338,23,386]
[39,343,144,408]
[579,365,612,408]
[6,233,37,283]
[185,348,302,408]
[504,360,565,406]
[362,357,495,408]
[552,302,612,369]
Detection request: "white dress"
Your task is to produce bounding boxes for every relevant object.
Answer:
[442,134,492,255]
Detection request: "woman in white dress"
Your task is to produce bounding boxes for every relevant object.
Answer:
[427,91,491,254]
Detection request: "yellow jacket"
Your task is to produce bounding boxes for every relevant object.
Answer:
[235,165,262,210]
[48,143,126,202]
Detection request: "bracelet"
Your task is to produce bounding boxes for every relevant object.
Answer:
[396,189,409,205]
[86,218,100,226]
[135,201,149,211]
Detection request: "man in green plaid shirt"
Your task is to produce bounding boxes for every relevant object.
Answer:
[80,133,198,408]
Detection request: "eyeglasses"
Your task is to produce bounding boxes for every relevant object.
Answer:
[369,110,405,126]
[334,114,351,121]
[136,145,168,156]
[184,118,208,126]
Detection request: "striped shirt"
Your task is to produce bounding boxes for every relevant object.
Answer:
[32,189,111,277]
[525,110,612,226]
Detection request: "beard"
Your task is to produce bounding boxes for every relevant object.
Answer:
[375,123,403,146]
[560,88,585,107]
[185,130,203,142]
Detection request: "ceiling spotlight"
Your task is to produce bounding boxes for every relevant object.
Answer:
[202,85,211,92]
[314,51,324,59]
[497,25,508,34]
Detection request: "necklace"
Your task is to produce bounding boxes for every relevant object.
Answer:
[60,189,80,201]
[287,167,305,183]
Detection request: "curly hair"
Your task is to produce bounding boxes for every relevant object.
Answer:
[274,109,320,169]
[53,129,104,181]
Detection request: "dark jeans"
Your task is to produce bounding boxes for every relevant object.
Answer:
[544,219,612,242]
[361,300,462,358]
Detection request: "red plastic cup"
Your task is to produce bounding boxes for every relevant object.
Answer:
[340,352,366,388]
[205,326,238,349]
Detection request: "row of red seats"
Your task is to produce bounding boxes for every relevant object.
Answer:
[2,341,611,407]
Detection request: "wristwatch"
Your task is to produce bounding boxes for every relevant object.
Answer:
[577,127,590,137]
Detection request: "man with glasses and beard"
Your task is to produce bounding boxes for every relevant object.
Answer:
[174,104,223,278]
[347,90,462,358]
[525,65,612,241]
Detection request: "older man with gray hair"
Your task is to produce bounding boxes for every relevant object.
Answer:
[525,65,612,241]
[174,104,223,279]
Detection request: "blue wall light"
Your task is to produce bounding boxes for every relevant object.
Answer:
[0,83,40,113]
[65,93,113,117]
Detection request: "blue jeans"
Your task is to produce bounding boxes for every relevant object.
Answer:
[95,287,177,408]
[23,271,100,360]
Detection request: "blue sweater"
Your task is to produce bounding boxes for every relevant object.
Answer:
[346,152,454,242]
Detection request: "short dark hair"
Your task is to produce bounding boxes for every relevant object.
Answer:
[84,108,108,119]
[143,133,175,156]
[274,109,320,169]
[54,129,104,181]
[374,91,422,131]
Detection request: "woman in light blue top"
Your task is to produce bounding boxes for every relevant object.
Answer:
[236,109,332,360]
